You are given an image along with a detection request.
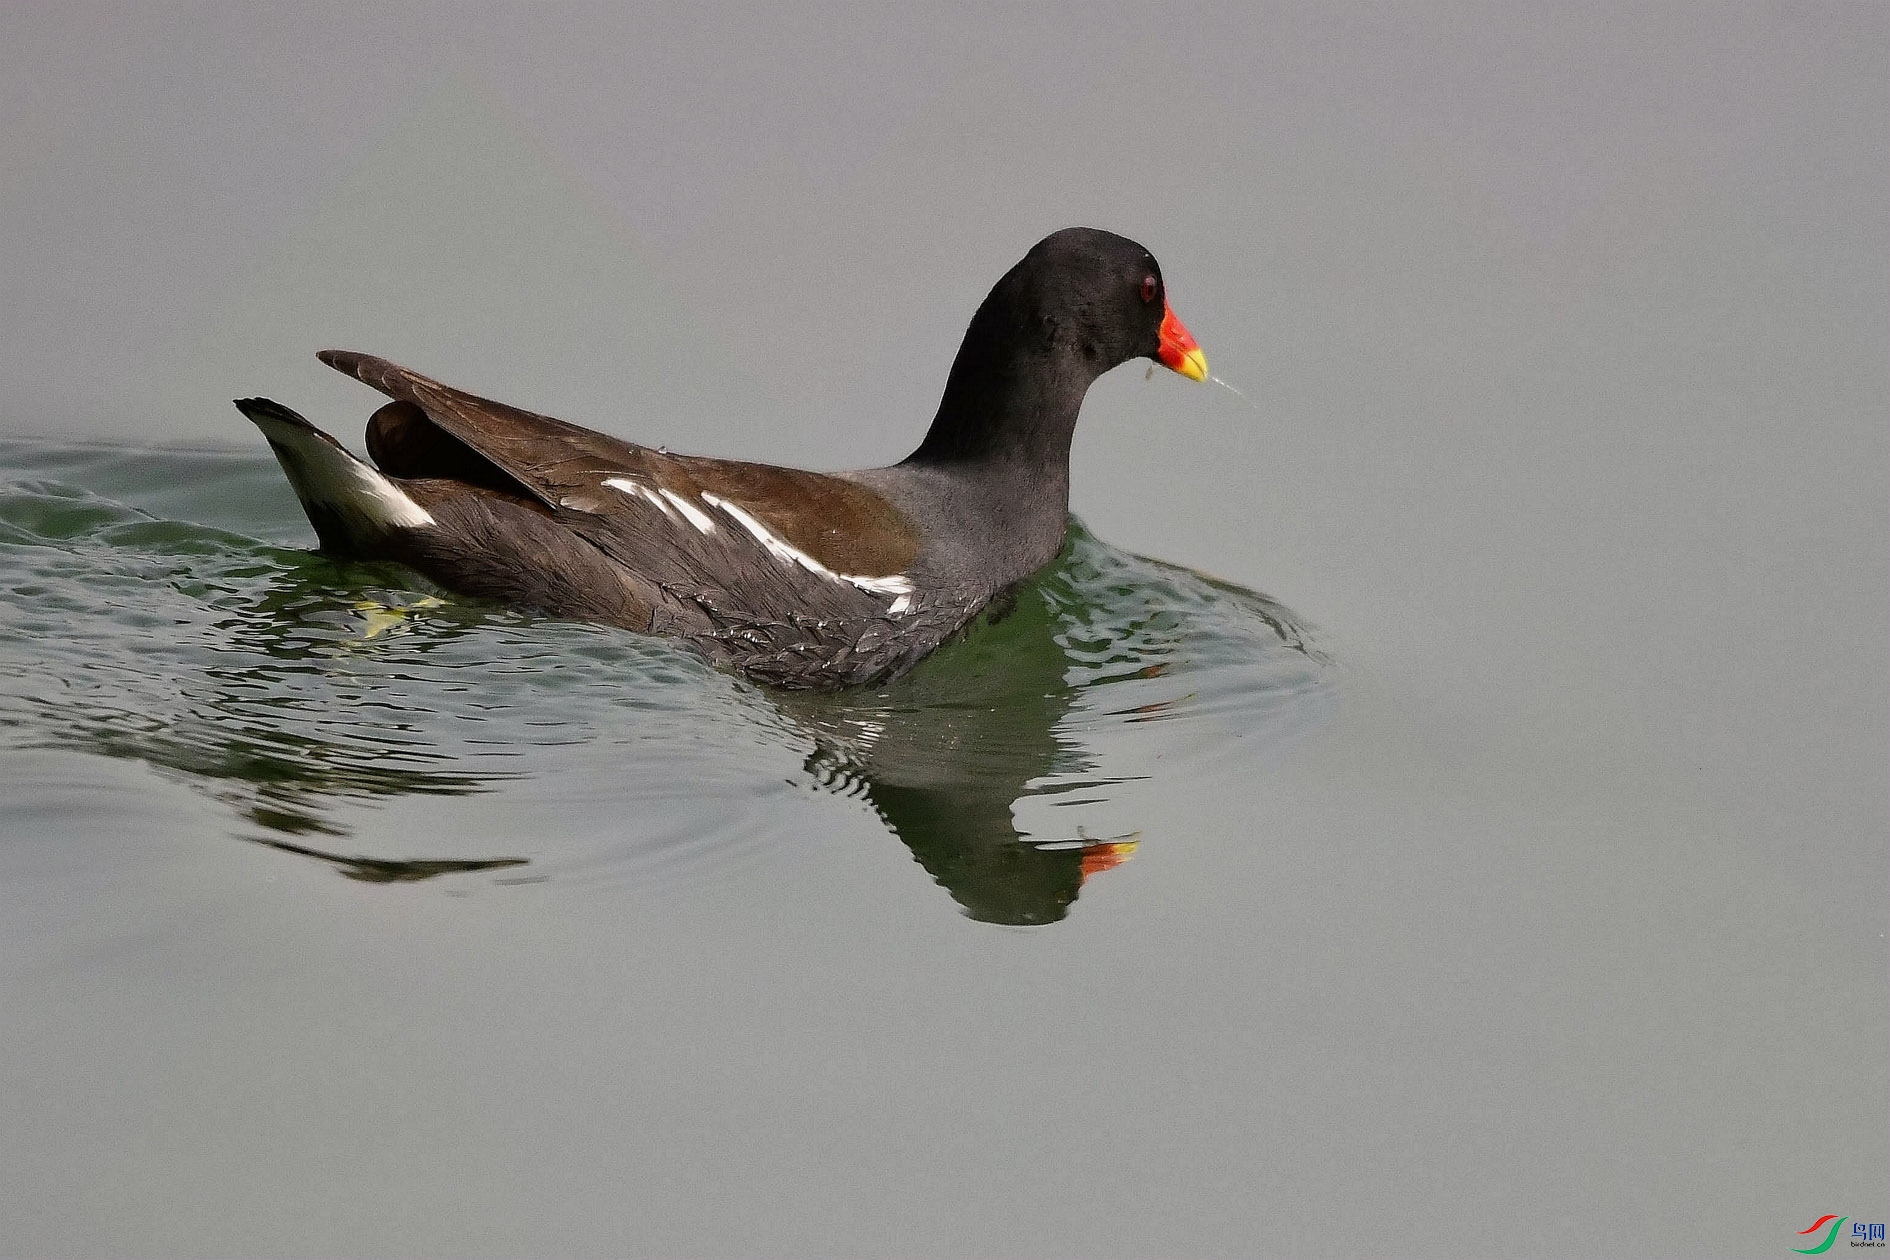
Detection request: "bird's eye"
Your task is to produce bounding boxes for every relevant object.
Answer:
[1140,274,1159,304]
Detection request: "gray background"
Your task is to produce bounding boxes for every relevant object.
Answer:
[2,4,1885,1256]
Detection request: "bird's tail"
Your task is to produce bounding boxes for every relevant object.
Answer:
[234,397,436,554]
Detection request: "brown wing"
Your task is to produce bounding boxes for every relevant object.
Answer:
[321,349,651,511]
[318,350,925,634]
[321,351,915,569]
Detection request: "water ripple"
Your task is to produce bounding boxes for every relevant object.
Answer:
[0,438,1335,923]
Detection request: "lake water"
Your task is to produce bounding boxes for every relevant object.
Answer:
[2,10,1884,1257]
[1,406,1882,1256]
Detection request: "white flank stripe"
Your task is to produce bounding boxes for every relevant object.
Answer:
[700,492,914,610]
[658,488,717,535]
[601,476,678,521]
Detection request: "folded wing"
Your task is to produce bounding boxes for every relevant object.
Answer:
[319,351,936,685]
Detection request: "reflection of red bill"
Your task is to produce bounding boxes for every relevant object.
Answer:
[1156,302,1209,382]
[1080,838,1140,883]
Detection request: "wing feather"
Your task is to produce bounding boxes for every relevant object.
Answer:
[318,351,930,678]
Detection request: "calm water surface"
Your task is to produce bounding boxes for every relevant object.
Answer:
[1,418,1881,1259]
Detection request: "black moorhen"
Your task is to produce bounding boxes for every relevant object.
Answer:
[236,227,1208,689]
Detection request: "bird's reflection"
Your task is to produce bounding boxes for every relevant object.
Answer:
[777,532,1323,923]
[245,835,529,883]
[775,583,1145,925]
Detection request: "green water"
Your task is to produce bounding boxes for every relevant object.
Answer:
[0,437,1331,925]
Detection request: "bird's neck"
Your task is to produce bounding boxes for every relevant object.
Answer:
[901,345,1088,576]
[904,295,1097,479]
